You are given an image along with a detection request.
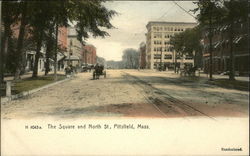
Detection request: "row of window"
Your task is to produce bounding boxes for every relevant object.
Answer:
[153,54,173,59]
[153,47,173,52]
[153,40,171,45]
[153,26,185,32]
[153,33,174,39]
[153,54,193,59]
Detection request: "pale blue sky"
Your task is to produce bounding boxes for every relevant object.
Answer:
[87,1,198,61]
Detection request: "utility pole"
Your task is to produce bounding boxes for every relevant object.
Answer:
[228,0,235,80]
[208,1,213,81]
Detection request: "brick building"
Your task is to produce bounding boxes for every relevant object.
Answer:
[11,24,67,72]
[202,20,248,76]
[82,44,97,66]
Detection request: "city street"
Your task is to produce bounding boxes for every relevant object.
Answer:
[1,70,248,119]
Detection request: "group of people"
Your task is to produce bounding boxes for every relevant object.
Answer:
[93,63,104,79]
[65,63,105,80]
[94,63,104,74]
[180,64,198,76]
[65,65,76,75]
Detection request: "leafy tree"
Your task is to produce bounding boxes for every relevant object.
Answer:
[44,26,56,76]
[14,1,28,79]
[193,0,248,80]
[193,0,227,80]
[1,0,117,79]
[170,26,202,72]
[222,0,248,80]
[29,0,116,78]
[1,1,20,82]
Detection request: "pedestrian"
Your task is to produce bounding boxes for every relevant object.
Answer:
[94,63,100,79]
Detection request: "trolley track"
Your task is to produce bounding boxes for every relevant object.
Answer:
[123,72,216,120]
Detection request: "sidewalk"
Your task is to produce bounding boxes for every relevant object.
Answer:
[139,69,249,82]
[199,73,249,82]
[4,71,65,81]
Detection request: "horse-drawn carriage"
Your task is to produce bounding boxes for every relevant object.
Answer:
[93,65,106,80]
[180,65,197,77]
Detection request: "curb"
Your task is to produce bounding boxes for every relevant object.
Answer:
[0,76,73,104]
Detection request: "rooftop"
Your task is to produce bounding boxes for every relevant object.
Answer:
[146,21,197,28]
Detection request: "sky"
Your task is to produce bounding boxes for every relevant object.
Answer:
[86,1,198,61]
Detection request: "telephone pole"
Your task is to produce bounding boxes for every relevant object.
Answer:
[208,1,213,81]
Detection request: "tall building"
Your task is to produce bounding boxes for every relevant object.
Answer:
[145,21,197,70]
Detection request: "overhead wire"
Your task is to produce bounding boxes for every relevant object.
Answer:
[157,3,175,20]
[172,1,196,19]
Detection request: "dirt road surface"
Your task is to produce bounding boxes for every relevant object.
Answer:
[1,70,248,119]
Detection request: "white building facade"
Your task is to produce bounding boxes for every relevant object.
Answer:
[145,21,197,70]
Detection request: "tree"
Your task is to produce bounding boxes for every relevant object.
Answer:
[97,56,106,66]
[170,26,202,73]
[44,25,56,76]
[1,0,117,79]
[14,1,28,80]
[222,0,248,80]
[1,1,20,82]
[122,48,139,69]
[193,0,227,80]
[29,0,116,78]
[193,0,248,80]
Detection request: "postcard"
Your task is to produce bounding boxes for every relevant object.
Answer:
[1,0,249,155]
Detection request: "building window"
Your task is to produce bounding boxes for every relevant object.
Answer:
[164,55,172,59]
[154,54,161,59]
